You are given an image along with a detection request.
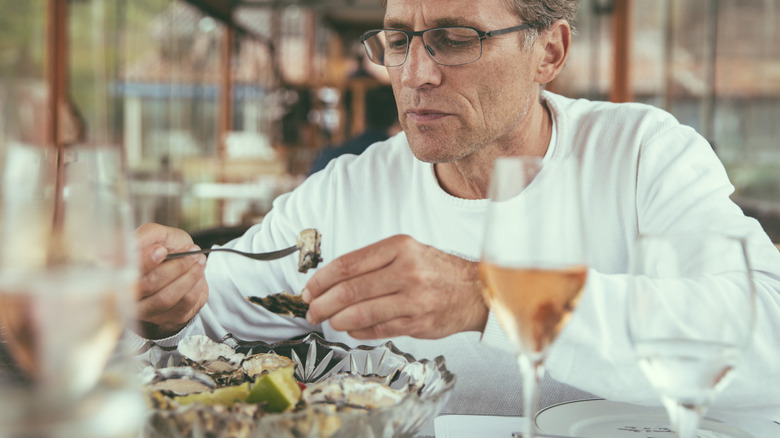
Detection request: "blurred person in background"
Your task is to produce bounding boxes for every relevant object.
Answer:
[308,85,400,175]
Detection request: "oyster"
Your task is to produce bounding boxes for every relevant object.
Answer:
[247,293,309,318]
[177,335,245,373]
[142,366,216,396]
[302,374,406,410]
[146,400,266,437]
[297,228,322,273]
[242,352,295,379]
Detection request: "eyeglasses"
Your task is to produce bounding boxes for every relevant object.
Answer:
[360,24,532,67]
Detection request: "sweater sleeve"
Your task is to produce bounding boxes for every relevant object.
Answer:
[556,122,780,418]
[482,113,780,419]
[198,178,328,344]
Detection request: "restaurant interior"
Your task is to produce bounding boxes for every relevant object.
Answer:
[1,1,780,438]
[2,0,779,245]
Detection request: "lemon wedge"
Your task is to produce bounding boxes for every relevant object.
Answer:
[174,381,251,406]
[246,366,301,412]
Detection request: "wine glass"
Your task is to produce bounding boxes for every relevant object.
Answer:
[479,156,587,438]
[0,143,145,437]
[627,233,756,438]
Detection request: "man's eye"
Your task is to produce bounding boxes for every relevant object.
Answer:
[386,37,408,51]
[430,32,478,50]
[442,37,472,47]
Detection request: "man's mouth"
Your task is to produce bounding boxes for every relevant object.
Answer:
[405,109,450,124]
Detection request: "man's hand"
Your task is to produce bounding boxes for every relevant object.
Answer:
[302,235,488,340]
[135,223,208,339]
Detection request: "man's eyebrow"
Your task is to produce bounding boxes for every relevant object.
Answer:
[383,17,478,30]
[382,18,407,30]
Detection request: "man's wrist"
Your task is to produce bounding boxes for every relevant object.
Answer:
[138,320,188,341]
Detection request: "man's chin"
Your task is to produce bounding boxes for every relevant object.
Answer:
[405,129,459,163]
[408,144,462,164]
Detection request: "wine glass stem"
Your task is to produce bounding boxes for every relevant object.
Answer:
[668,401,705,438]
[517,354,544,438]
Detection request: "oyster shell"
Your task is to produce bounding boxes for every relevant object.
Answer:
[177,335,245,373]
[297,228,322,273]
[302,374,406,410]
[142,366,216,396]
[242,352,295,379]
[147,400,266,437]
[247,293,309,318]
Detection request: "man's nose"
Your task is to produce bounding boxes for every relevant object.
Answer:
[400,37,442,88]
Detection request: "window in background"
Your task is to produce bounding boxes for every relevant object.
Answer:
[554,0,614,100]
[116,1,222,230]
[557,0,780,237]
[69,0,123,147]
[0,0,374,234]
[640,0,780,215]
[0,1,48,147]
[114,1,312,232]
[6,1,776,237]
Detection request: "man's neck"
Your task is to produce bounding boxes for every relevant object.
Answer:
[433,98,553,200]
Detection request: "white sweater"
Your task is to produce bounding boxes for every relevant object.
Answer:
[157,92,780,419]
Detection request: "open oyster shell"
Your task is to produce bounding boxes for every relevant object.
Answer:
[241,353,294,379]
[246,292,309,318]
[138,332,455,438]
[177,335,245,373]
[302,373,406,410]
[142,366,216,396]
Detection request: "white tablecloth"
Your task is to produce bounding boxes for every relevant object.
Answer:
[432,412,779,438]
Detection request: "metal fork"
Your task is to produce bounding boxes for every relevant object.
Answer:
[164,245,298,261]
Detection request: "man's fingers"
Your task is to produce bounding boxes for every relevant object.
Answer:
[143,277,207,326]
[305,265,406,325]
[137,259,207,318]
[325,294,408,333]
[304,235,417,301]
[138,247,205,299]
[136,223,199,274]
[133,223,210,339]
[139,244,169,275]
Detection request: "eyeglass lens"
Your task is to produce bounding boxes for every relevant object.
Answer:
[363,27,483,67]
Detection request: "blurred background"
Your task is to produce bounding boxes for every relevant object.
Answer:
[1,0,778,242]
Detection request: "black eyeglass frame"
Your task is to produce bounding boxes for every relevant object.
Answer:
[360,23,533,67]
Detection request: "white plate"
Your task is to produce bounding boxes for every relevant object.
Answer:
[535,399,753,438]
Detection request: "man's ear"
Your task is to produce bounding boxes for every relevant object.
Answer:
[535,19,571,85]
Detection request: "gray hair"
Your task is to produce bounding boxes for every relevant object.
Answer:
[504,0,578,47]
[379,0,578,48]
[504,0,578,30]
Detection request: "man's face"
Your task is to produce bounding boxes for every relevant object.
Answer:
[384,0,545,164]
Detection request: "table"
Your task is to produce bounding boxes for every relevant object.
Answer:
[428,409,779,438]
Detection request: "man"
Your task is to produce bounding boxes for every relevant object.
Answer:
[134,0,780,419]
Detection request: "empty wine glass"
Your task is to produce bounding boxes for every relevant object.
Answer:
[0,143,145,437]
[479,156,588,438]
[627,233,756,438]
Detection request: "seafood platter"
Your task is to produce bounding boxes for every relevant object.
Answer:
[139,333,455,438]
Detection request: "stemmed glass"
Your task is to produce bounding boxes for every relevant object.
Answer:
[627,233,756,438]
[480,156,588,438]
[0,143,145,437]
